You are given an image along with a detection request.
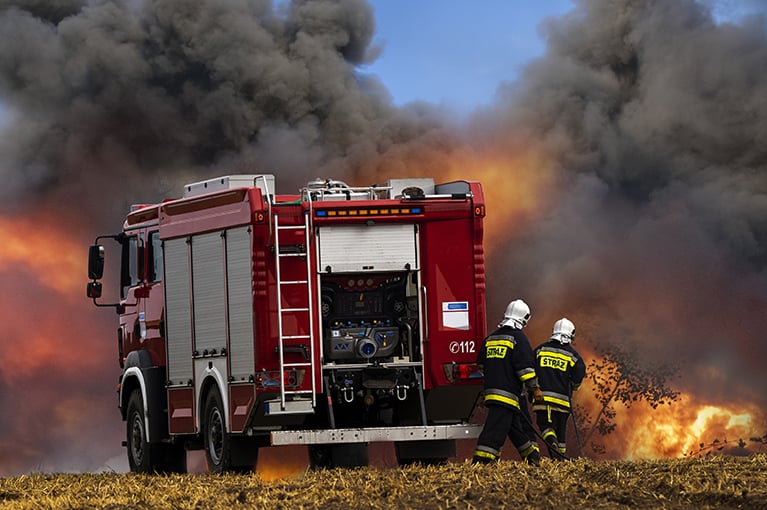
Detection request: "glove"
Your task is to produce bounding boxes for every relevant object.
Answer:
[530,387,544,404]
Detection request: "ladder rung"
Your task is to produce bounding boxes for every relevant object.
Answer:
[282,308,309,312]
[282,335,311,339]
[284,362,312,368]
[278,252,305,257]
[279,280,309,285]
[277,225,305,230]
[284,390,314,395]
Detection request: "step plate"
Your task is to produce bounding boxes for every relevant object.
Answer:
[264,399,315,416]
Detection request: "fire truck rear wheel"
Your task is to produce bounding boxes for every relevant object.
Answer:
[204,388,230,473]
[203,387,252,473]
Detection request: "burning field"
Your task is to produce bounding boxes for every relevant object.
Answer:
[1,455,766,509]
[1,0,766,476]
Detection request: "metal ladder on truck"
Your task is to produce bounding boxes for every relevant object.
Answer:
[264,199,317,415]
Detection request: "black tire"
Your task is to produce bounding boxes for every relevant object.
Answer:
[203,387,255,473]
[126,390,187,473]
[203,388,232,474]
[126,390,152,473]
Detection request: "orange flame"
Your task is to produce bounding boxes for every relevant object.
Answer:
[606,398,763,459]
[431,145,557,252]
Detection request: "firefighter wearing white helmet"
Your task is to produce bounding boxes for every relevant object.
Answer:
[473,299,543,465]
[533,317,586,460]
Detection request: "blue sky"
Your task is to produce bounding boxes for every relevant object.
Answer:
[364,0,574,113]
[362,0,767,113]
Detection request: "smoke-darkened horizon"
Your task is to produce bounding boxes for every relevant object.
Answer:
[0,0,765,474]
[476,0,767,457]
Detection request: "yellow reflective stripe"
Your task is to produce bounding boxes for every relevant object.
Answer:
[474,450,497,460]
[537,350,575,366]
[519,370,537,382]
[520,443,540,458]
[544,395,570,408]
[486,339,515,349]
[485,394,520,409]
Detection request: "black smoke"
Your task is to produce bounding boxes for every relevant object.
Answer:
[475,0,767,456]
[0,0,454,220]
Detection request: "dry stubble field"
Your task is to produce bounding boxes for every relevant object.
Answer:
[1,454,766,509]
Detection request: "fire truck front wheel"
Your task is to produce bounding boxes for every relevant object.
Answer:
[203,387,254,473]
[126,390,186,473]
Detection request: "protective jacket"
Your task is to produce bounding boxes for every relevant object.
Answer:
[532,340,586,413]
[477,325,538,411]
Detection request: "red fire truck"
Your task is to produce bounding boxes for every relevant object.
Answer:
[87,175,487,472]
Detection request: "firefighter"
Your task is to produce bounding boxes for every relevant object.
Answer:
[533,318,586,460]
[473,299,543,465]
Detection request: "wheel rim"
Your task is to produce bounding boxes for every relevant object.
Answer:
[130,412,145,465]
[207,407,224,466]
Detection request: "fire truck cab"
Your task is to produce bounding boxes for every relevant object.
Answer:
[87,174,487,472]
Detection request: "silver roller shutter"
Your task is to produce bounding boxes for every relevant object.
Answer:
[192,232,226,352]
[226,227,255,381]
[165,237,193,385]
[318,224,418,273]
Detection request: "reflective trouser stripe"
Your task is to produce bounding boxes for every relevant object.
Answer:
[474,445,501,460]
[519,441,540,459]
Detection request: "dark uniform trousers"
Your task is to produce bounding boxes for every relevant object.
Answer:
[473,404,540,464]
[535,406,568,459]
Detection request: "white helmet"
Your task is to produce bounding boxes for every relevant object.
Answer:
[499,299,531,329]
[551,318,576,344]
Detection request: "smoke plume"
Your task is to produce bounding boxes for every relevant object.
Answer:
[0,0,456,219]
[0,0,766,473]
[476,0,767,457]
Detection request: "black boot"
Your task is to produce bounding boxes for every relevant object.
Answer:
[524,450,541,465]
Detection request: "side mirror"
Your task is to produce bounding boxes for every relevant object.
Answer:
[88,245,105,280]
[87,281,103,299]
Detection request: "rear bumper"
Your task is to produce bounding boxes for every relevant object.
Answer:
[270,423,481,446]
